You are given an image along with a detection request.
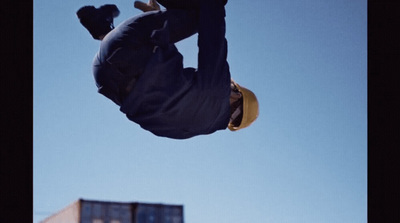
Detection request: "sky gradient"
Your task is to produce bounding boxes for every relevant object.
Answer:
[34,0,367,222]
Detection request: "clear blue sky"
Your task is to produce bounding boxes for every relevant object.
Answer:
[34,0,367,222]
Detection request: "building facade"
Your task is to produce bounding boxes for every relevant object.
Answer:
[41,199,184,223]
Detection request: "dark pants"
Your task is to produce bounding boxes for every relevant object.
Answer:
[157,0,229,87]
[124,0,229,88]
[157,0,227,10]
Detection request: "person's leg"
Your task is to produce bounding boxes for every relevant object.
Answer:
[158,9,199,44]
[157,0,200,10]
[196,0,230,88]
[157,0,227,10]
[132,9,198,46]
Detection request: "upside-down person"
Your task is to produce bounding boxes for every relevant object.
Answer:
[76,0,258,139]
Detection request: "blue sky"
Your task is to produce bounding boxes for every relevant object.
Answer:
[34,0,367,222]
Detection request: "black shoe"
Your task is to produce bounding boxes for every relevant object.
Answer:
[77,4,120,40]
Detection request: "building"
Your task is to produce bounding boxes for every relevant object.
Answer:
[40,199,184,223]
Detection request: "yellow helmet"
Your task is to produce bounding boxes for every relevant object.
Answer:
[228,80,259,131]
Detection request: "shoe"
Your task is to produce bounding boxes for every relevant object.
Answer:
[77,4,120,40]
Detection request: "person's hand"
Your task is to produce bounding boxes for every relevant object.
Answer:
[134,0,161,12]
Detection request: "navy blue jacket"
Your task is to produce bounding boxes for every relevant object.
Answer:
[93,7,231,139]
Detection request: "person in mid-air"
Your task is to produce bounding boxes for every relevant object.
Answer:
[76,0,259,139]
